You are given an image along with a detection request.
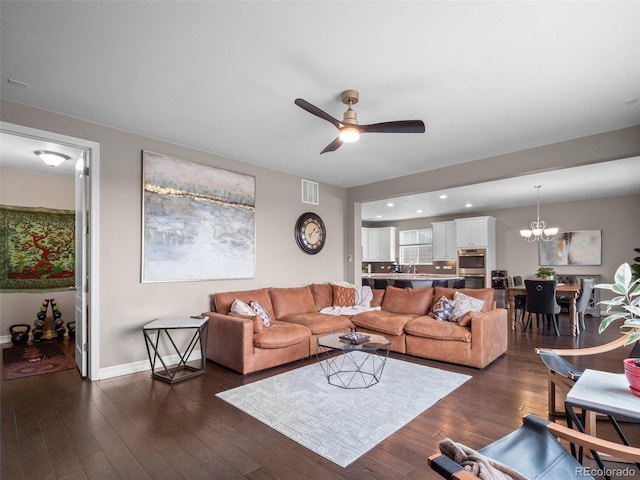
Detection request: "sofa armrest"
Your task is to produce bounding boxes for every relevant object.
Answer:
[202,312,255,374]
[469,308,508,366]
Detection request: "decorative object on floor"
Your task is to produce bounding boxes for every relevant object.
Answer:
[0,205,75,292]
[3,342,75,380]
[9,324,30,344]
[294,89,425,154]
[217,355,470,467]
[539,229,602,266]
[141,151,255,282]
[519,185,558,242]
[67,321,76,338]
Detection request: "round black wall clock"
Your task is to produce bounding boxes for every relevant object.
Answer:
[294,212,326,254]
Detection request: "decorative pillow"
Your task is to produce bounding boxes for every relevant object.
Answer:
[230,298,254,316]
[250,300,271,327]
[428,295,456,321]
[355,285,373,308]
[332,284,357,307]
[450,291,485,322]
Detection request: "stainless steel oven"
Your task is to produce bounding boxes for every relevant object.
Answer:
[458,248,487,288]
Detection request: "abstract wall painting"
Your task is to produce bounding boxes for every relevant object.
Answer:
[0,205,75,292]
[539,230,602,266]
[142,151,255,282]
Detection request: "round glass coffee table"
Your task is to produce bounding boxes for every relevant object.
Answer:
[316,332,391,389]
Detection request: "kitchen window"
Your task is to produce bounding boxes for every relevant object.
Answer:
[399,228,432,265]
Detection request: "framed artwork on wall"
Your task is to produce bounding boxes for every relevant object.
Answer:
[141,151,255,282]
[539,230,602,266]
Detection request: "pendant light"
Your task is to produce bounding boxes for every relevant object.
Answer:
[519,185,558,242]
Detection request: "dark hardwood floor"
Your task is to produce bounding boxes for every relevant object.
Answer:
[2,314,639,480]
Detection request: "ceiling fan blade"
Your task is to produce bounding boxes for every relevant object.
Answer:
[295,98,343,129]
[320,137,343,154]
[359,120,425,134]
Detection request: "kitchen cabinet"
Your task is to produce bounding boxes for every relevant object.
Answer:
[455,216,495,247]
[431,221,456,260]
[362,227,396,261]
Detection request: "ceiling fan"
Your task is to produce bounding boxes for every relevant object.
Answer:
[294,90,426,154]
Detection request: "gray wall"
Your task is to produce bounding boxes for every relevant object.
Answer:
[1,99,347,372]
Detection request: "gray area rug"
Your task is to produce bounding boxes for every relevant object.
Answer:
[217,353,471,467]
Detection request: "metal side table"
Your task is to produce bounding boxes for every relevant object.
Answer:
[143,316,209,384]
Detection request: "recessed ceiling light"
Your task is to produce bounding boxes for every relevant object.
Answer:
[416,209,422,214]
[386,202,394,207]
[439,194,448,199]
[465,202,472,208]
[375,215,382,218]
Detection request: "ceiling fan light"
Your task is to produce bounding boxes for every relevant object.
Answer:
[339,127,360,143]
[35,150,70,167]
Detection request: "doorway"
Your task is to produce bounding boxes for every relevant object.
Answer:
[0,122,100,380]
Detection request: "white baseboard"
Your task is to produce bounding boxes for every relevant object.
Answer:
[98,351,203,380]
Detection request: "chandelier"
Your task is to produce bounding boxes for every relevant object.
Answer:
[520,185,558,242]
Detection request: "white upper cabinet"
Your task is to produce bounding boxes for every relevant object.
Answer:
[362,227,397,261]
[455,216,495,247]
[431,221,456,260]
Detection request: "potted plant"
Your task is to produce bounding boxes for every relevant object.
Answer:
[595,263,640,394]
[536,267,556,279]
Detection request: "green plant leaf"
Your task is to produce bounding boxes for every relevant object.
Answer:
[622,331,640,345]
[598,313,627,333]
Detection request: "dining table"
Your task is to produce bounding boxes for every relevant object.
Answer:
[506,283,582,336]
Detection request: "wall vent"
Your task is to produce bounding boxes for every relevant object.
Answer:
[301,179,319,205]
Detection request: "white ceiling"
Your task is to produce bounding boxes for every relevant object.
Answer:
[1,1,639,219]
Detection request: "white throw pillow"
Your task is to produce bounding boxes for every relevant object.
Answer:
[250,300,272,327]
[230,298,254,316]
[450,291,485,322]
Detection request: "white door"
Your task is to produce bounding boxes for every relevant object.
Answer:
[74,151,89,377]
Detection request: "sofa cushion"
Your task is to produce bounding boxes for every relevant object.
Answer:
[381,286,433,315]
[269,287,317,318]
[450,291,485,321]
[428,295,456,321]
[310,283,333,310]
[434,287,495,313]
[253,320,311,349]
[351,310,418,335]
[332,284,356,306]
[228,312,263,334]
[371,289,385,308]
[214,288,275,319]
[405,316,472,343]
[278,312,353,335]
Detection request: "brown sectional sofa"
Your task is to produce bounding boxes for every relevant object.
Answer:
[203,283,508,374]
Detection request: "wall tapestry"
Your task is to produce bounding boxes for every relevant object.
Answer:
[0,205,75,292]
[142,151,255,282]
[539,230,602,266]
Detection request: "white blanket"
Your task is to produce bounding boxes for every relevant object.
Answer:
[320,305,381,316]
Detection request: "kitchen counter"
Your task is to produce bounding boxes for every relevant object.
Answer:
[362,273,462,280]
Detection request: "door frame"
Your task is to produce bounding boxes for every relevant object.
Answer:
[0,121,101,380]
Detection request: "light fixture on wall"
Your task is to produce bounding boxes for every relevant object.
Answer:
[520,185,558,242]
[35,150,70,167]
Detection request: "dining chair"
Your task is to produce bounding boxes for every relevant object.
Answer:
[523,279,561,336]
[452,278,465,289]
[432,279,449,287]
[558,278,595,333]
[428,413,640,480]
[509,275,526,325]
